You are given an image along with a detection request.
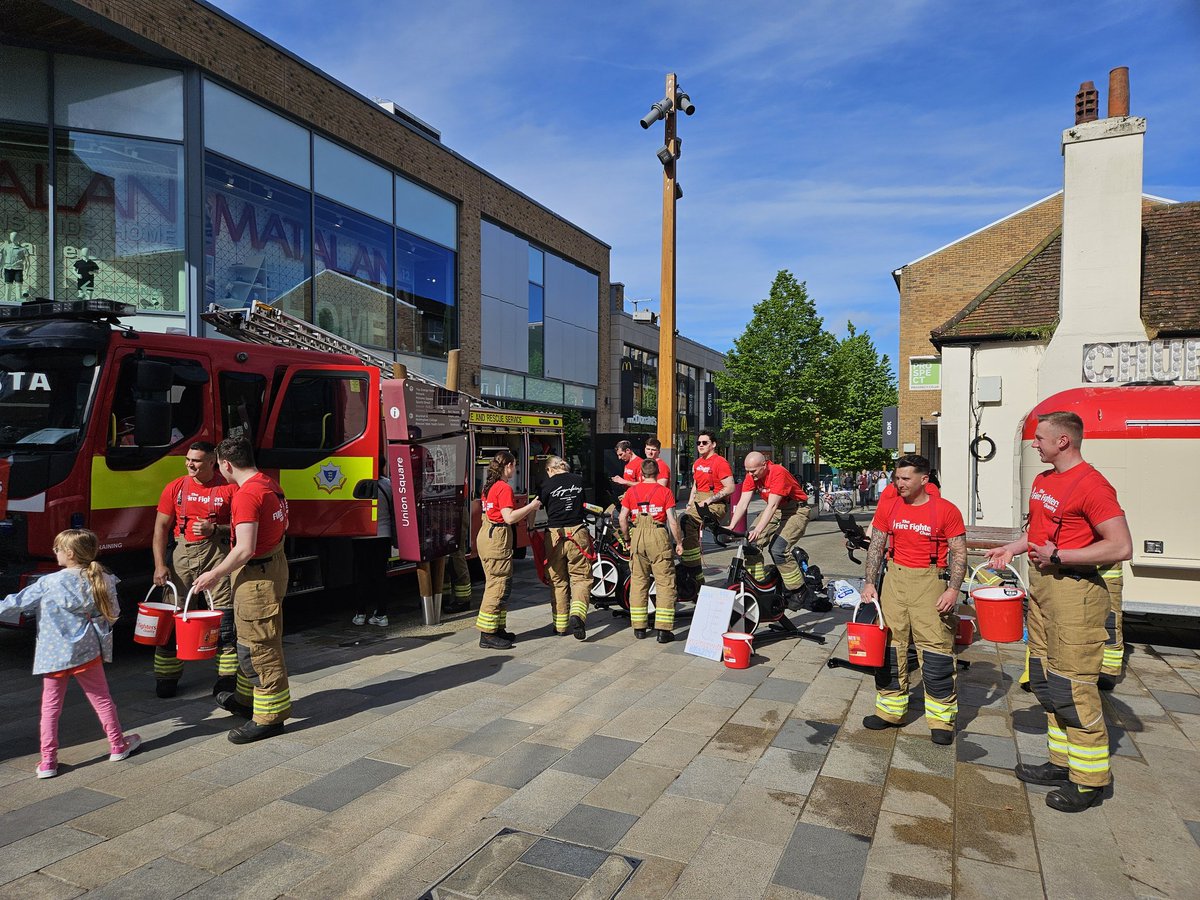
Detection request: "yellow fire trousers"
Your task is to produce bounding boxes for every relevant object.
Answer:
[629,517,676,631]
[475,521,513,635]
[231,544,290,726]
[873,563,957,732]
[545,524,593,632]
[745,504,810,591]
[681,493,727,580]
[1026,566,1111,788]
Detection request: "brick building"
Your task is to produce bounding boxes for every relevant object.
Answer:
[0,0,610,436]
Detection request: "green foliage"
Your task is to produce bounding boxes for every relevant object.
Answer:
[820,322,898,470]
[713,271,836,458]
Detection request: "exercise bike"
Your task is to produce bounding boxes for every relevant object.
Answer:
[705,519,826,647]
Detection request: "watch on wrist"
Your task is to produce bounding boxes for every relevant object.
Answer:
[1050,549,1061,565]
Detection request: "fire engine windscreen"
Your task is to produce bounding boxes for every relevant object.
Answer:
[0,350,99,450]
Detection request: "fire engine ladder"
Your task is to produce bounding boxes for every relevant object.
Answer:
[201,301,495,405]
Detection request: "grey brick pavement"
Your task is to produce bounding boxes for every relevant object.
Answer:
[2,514,1199,898]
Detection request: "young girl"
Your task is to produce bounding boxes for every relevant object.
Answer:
[0,529,141,778]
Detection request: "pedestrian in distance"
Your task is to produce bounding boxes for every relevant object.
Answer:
[619,459,684,642]
[728,452,811,606]
[986,411,1132,813]
[860,455,967,745]
[0,529,141,778]
[875,470,889,502]
[643,438,670,486]
[193,437,292,744]
[538,456,592,640]
[151,441,237,698]
[681,429,736,586]
[475,451,540,650]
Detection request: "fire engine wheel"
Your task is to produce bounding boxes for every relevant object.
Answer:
[729,586,760,635]
[592,557,620,599]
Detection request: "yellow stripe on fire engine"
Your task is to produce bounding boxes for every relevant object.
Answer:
[278,456,375,501]
[468,410,562,428]
[91,455,188,510]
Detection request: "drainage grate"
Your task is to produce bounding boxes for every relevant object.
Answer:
[422,828,641,899]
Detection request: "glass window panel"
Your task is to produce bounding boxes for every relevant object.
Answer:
[528,282,544,378]
[55,132,184,314]
[204,153,311,322]
[562,384,595,409]
[525,377,563,405]
[1,47,49,124]
[273,373,369,450]
[395,175,456,249]
[481,369,524,400]
[0,124,50,305]
[203,80,310,187]
[313,135,391,222]
[528,246,543,285]
[313,197,392,350]
[396,228,455,359]
[55,55,182,141]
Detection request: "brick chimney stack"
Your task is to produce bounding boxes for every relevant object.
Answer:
[1108,66,1130,117]
[1075,81,1099,124]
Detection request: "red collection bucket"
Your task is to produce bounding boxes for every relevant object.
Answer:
[968,563,1026,643]
[529,528,550,586]
[174,588,223,660]
[722,632,754,668]
[846,597,888,667]
[955,615,977,648]
[133,583,178,646]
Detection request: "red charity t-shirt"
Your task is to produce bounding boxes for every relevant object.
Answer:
[156,474,235,543]
[649,458,670,484]
[693,454,733,492]
[622,482,676,523]
[871,495,965,568]
[484,480,515,524]
[231,472,289,557]
[1027,463,1123,550]
[623,455,644,484]
[742,462,807,503]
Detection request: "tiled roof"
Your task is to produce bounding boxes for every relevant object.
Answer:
[933,201,1200,344]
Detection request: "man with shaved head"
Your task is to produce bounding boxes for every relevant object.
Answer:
[728,451,810,605]
[987,410,1132,813]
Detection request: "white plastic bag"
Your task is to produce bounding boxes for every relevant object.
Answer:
[829,578,862,609]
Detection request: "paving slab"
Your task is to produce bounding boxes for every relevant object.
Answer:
[83,857,214,900]
[665,754,753,805]
[745,747,824,795]
[799,775,885,837]
[551,735,639,779]
[771,717,841,753]
[580,759,680,816]
[0,788,119,849]
[548,804,639,850]
[866,810,953,886]
[282,757,406,812]
[772,821,871,900]
[472,742,568,790]
[488,769,598,831]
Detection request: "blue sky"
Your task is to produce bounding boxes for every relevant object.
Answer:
[213,0,1200,368]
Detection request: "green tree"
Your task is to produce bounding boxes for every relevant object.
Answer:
[820,322,897,470]
[714,271,836,459]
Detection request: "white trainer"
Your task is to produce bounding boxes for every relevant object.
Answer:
[368,615,389,627]
[351,613,367,626]
[109,733,142,761]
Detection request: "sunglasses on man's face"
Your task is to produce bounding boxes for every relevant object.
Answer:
[697,440,711,446]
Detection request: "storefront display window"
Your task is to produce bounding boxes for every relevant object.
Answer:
[622,345,658,425]
[313,197,392,350]
[396,229,455,360]
[204,153,311,322]
[55,131,184,313]
[0,125,50,304]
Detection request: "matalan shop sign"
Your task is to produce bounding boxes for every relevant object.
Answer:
[1082,338,1200,384]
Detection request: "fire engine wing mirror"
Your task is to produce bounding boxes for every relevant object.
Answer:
[134,398,173,446]
[352,478,379,500]
[135,360,173,394]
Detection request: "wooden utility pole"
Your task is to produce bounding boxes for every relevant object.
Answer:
[655,72,678,455]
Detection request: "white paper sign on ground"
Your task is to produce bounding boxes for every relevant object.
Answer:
[684,584,737,661]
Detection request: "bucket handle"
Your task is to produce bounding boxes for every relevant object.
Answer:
[850,596,886,631]
[180,586,213,620]
[143,581,178,607]
[966,562,1028,601]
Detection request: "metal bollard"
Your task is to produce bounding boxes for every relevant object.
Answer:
[421,594,443,626]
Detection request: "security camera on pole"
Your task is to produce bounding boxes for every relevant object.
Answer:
[640,74,695,469]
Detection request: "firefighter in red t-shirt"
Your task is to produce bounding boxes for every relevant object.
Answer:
[610,439,643,498]
[861,455,967,745]
[150,441,237,698]
[193,437,291,744]
[683,430,735,584]
[620,459,684,642]
[728,452,810,601]
[987,411,1132,813]
[644,438,671,486]
[475,451,540,650]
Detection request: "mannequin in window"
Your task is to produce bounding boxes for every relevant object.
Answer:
[1,232,30,302]
[74,247,99,300]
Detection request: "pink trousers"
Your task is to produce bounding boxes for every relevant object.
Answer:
[40,662,129,765]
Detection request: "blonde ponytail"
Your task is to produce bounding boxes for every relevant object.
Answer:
[53,529,119,622]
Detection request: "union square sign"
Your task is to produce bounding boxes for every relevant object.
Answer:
[1082,338,1200,384]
